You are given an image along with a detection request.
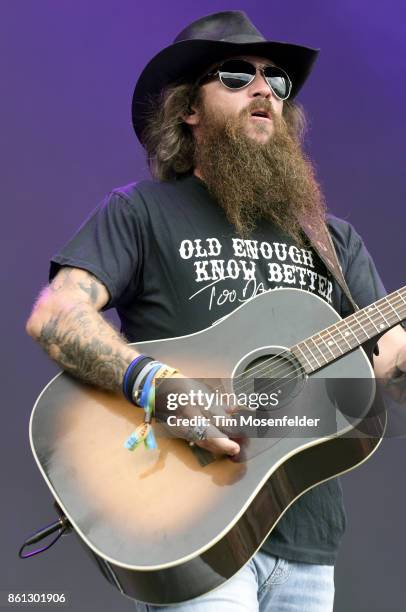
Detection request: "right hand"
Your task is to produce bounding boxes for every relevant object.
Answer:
[154,373,241,457]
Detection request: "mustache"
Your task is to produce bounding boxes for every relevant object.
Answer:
[240,99,275,120]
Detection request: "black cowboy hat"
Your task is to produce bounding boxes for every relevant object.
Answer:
[132,11,319,144]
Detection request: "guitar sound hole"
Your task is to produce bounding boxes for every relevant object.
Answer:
[232,348,305,412]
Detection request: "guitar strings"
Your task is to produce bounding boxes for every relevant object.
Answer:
[231,311,405,401]
[222,294,406,399]
[232,293,405,383]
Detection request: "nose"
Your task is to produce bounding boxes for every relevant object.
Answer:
[248,69,272,99]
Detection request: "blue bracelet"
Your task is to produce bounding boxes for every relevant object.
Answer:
[139,364,162,408]
[122,355,147,403]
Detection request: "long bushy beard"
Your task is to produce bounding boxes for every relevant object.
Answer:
[194,100,326,243]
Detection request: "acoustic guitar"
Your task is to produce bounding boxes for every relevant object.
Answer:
[29,287,406,605]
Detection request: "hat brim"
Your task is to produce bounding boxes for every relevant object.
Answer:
[132,39,319,144]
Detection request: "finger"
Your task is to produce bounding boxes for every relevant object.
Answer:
[197,424,240,456]
[197,437,240,456]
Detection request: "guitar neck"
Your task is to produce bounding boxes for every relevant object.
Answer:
[290,286,406,374]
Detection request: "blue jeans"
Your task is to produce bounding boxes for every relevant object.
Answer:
[134,552,335,611]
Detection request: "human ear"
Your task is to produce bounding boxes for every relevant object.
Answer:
[183,105,200,126]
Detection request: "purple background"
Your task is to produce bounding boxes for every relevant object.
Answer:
[1,1,405,610]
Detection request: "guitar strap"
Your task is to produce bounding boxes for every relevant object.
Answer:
[298,217,359,313]
[299,218,384,358]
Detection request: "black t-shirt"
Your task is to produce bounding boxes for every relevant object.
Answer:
[50,175,387,565]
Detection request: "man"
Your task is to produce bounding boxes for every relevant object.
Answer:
[26,11,406,612]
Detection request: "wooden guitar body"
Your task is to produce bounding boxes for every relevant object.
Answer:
[30,289,387,604]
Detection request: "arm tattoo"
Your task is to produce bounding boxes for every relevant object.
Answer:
[38,305,132,392]
[50,268,101,306]
[78,279,100,305]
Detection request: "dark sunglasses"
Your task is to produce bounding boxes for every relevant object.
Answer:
[204,59,292,101]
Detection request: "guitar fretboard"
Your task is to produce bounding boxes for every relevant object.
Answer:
[290,287,406,374]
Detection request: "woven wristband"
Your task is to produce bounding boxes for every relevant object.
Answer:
[139,364,163,408]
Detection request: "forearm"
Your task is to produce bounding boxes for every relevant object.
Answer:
[44,303,137,391]
[27,294,138,393]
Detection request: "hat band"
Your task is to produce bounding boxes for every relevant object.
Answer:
[218,34,265,43]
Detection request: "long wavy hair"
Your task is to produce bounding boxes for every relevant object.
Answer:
[142,83,308,181]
